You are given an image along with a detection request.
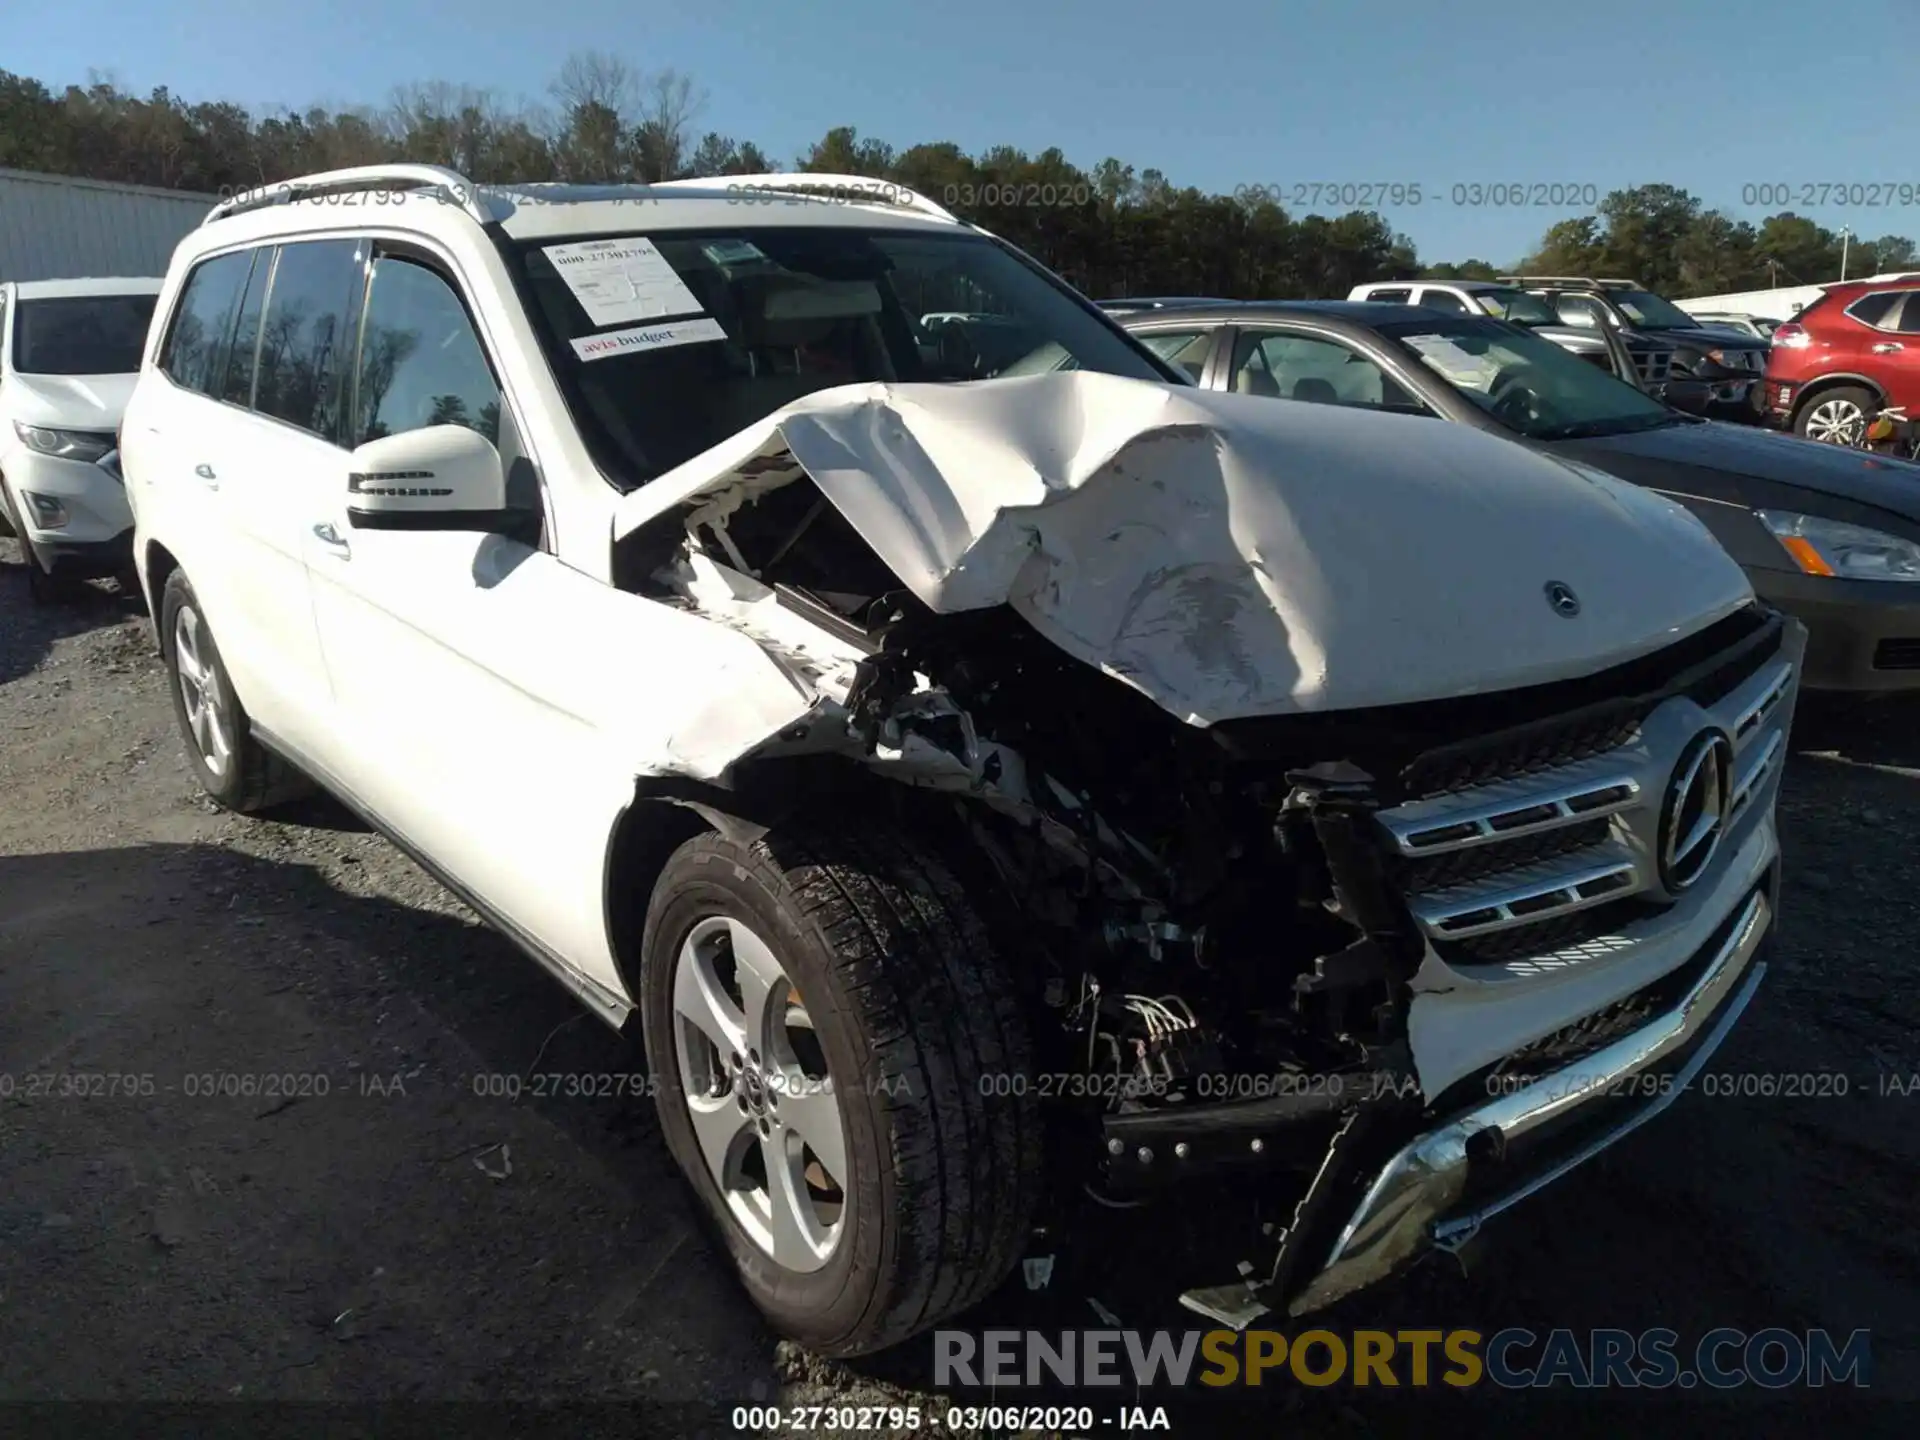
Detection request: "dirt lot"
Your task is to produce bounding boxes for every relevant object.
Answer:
[1,539,1916,1437]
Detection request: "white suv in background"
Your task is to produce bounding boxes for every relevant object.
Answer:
[0,277,161,600]
[122,165,1799,1355]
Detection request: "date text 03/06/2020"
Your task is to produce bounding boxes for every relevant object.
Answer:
[731,1404,1174,1432]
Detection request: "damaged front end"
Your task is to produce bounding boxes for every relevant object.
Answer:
[610,372,1791,1326]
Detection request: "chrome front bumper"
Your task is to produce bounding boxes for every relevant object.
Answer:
[1287,885,1773,1317]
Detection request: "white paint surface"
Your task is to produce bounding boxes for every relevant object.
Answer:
[617,371,1754,725]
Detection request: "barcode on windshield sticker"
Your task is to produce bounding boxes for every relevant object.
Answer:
[570,317,727,362]
[543,237,704,327]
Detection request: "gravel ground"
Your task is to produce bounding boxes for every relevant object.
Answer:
[1,539,1916,1437]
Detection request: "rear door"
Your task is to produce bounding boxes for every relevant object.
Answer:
[205,236,366,751]
[122,248,256,634]
[1878,290,1920,409]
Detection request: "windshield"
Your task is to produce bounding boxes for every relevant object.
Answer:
[1471,288,1560,327]
[1608,289,1699,330]
[10,293,158,375]
[1380,317,1677,440]
[515,227,1174,483]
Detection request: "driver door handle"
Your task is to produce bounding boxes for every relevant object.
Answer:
[312,521,351,559]
[1872,342,1904,353]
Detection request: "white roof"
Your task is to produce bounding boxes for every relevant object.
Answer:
[195,168,964,249]
[11,275,165,298]
[490,183,961,241]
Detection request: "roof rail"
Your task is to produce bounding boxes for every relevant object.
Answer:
[203,164,491,228]
[1498,274,1603,289]
[653,172,959,223]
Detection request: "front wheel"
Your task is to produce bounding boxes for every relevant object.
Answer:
[2,485,83,605]
[639,824,1041,1357]
[1796,385,1874,446]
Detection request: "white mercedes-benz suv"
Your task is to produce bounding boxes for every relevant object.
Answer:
[121,165,1802,1354]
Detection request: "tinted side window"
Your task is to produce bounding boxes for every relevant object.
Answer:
[1895,294,1920,335]
[1846,291,1899,329]
[352,256,501,447]
[217,250,268,406]
[1368,288,1412,304]
[254,239,362,438]
[1231,329,1429,415]
[160,251,252,395]
[1555,296,1602,328]
[1133,329,1211,383]
[1420,289,1470,314]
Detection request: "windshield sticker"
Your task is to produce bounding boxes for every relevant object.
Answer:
[543,238,704,327]
[570,316,727,363]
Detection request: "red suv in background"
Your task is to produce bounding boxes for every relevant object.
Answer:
[1766,280,1920,443]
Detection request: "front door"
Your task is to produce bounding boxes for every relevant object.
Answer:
[302,247,647,997]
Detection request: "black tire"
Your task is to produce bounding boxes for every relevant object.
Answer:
[19,538,87,606]
[159,569,312,813]
[1794,384,1875,446]
[638,824,1041,1357]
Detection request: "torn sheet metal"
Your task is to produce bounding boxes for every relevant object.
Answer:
[615,372,1753,725]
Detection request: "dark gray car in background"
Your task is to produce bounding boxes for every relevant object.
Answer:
[1119,301,1920,692]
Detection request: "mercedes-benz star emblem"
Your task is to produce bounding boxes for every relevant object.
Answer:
[1659,730,1734,893]
[1544,581,1581,617]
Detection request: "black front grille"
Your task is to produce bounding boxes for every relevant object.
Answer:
[1402,816,1613,891]
[1873,638,1920,671]
[1400,605,1782,800]
[1210,605,1783,804]
[1407,712,1643,797]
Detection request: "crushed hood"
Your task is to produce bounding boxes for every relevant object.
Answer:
[615,372,1753,723]
[4,372,139,430]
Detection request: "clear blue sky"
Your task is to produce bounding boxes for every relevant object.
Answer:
[12,0,1912,265]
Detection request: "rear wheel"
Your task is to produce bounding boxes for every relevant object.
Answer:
[639,824,1041,1356]
[159,569,312,812]
[1795,385,1874,446]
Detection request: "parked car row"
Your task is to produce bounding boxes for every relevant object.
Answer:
[0,277,159,598]
[1765,278,1920,445]
[1345,276,1774,418]
[0,168,1813,1360]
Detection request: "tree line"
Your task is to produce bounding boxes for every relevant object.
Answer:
[2,57,1909,303]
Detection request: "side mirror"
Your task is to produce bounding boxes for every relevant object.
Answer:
[345,425,510,532]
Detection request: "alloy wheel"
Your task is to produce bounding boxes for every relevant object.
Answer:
[670,915,848,1272]
[172,604,234,778]
[1804,397,1867,446]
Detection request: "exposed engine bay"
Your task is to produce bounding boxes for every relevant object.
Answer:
[607,371,1778,1319]
[629,461,1422,1093]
